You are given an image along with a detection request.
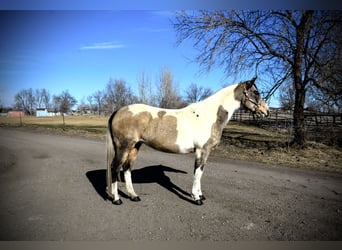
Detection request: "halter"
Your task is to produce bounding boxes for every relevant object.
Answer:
[243,86,261,109]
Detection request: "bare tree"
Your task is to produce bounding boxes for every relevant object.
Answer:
[41,88,50,109]
[53,90,77,114]
[174,10,342,146]
[14,88,35,115]
[105,78,138,111]
[92,90,105,115]
[86,95,93,114]
[306,85,342,112]
[77,97,87,115]
[35,89,43,109]
[185,83,213,103]
[156,67,184,108]
[35,88,50,109]
[137,71,157,106]
[279,82,295,110]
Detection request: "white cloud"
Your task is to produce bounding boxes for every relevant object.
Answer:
[80,42,125,50]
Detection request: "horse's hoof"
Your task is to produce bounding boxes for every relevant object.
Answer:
[112,199,123,205]
[130,196,141,202]
[194,199,203,206]
[199,195,206,201]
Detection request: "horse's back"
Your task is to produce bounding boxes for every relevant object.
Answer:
[110,104,195,153]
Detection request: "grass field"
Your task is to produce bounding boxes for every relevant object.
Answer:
[0,115,108,127]
[1,115,341,174]
[0,115,108,138]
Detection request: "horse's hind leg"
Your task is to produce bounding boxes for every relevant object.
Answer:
[123,143,142,201]
[110,149,129,205]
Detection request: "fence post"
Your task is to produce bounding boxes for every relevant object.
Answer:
[19,112,23,126]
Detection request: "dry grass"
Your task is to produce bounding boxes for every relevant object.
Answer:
[212,142,342,174]
[0,115,107,126]
[1,115,341,174]
[0,115,108,139]
[213,121,342,174]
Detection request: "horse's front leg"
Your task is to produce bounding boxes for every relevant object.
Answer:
[124,168,141,202]
[192,147,210,205]
[123,145,141,202]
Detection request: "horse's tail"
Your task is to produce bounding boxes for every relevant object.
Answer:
[106,111,116,199]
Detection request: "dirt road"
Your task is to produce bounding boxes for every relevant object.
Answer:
[0,127,341,240]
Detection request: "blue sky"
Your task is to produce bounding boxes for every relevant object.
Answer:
[1,10,245,108]
[5,5,339,108]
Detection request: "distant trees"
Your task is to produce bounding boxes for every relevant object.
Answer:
[14,88,35,115]
[279,83,295,111]
[52,90,77,114]
[85,78,139,116]
[14,88,51,115]
[13,87,78,115]
[185,83,213,103]
[12,67,215,116]
[35,88,50,110]
[137,71,157,106]
[105,78,138,111]
[156,67,185,108]
[92,90,105,115]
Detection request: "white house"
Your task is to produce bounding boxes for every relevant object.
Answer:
[36,108,48,117]
[36,108,61,117]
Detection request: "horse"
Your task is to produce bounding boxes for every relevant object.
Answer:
[106,77,269,205]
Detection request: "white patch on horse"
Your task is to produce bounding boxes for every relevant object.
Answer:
[124,169,138,198]
[174,112,196,153]
[192,166,204,200]
[111,181,120,201]
[128,103,159,119]
[190,108,218,148]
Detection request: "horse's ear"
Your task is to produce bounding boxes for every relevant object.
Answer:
[245,77,257,90]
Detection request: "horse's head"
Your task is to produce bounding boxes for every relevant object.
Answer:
[237,77,270,117]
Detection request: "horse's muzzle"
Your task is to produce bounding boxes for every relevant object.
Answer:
[265,110,270,117]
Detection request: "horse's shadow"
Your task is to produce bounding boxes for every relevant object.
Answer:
[86,165,195,204]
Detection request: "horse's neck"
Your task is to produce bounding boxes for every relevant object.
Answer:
[196,84,241,120]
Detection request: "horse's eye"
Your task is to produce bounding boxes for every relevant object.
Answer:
[254,90,259,96]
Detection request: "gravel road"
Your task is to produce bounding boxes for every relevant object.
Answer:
[0,127,341,240]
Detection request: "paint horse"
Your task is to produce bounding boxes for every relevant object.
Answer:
[106,77,269,205]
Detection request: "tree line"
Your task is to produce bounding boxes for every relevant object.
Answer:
[8,64,340,117]
[5,65,340,117]
[12,88,77,116]
[9,67,213,116]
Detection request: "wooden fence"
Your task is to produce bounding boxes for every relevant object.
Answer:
[231,108,342,129]
[231,108,342,145]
